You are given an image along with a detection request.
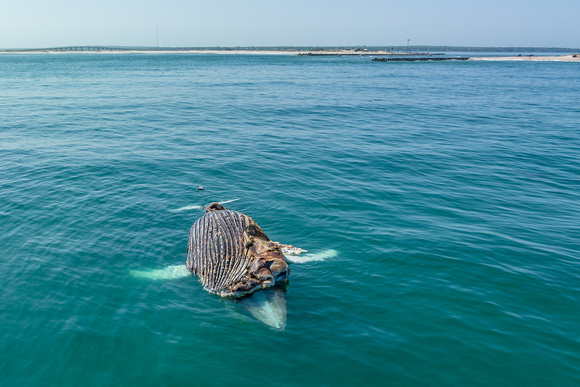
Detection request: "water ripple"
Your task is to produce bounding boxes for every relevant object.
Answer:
[1,54,579,386]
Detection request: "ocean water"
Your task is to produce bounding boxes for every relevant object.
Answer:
[1,53,579,386]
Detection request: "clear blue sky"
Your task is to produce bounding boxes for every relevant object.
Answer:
[2,0,579,49]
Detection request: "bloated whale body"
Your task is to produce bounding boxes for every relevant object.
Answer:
[186,202,290,328]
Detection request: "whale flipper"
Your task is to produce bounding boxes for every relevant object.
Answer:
[130,265,191,280]
[274,243,338,263]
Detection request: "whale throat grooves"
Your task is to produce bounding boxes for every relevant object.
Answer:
[186,209,289,298]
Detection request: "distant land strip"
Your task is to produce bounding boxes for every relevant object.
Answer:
[373,54,580,62]
[1,45,580,54]
[372,57,469,62]
[1,46,579,62]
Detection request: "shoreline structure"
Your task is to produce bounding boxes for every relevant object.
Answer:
[0,47,578,61]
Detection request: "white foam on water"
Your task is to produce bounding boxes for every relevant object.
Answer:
[130,265,191,280]
[284,249,338,263]
[169,204,203,212]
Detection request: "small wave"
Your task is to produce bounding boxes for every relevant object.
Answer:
[130,265,191,280]
[169,204,203,212]
[285,249,338,263]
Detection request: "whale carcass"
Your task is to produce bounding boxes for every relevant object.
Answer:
[186,202,292,328]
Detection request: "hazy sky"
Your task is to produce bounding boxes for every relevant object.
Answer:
[1,0,579,49]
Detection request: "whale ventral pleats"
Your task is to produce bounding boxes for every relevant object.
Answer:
[186,208,290,298]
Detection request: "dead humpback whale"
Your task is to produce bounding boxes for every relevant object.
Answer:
[187,202,294,328]
[129,201,337,328]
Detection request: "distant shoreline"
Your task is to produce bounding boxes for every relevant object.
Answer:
[0,48,397,56]
[0,48,578,61]
[1,45,580,53]
[0,49,299,55]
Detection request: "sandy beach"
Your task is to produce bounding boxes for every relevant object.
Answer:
[297,49,393,56]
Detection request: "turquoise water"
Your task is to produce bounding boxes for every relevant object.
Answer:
[1,53,579,386]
